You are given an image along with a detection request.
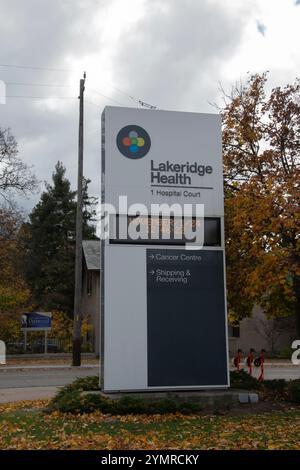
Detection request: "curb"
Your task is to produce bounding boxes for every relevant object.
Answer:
[0,364,99,372]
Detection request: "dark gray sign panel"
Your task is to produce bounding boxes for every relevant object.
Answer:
[147,249,228,387]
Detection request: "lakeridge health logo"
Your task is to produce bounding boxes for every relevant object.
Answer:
[116,125,151,159]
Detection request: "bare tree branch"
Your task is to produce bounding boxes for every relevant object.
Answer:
[0,128,39,202]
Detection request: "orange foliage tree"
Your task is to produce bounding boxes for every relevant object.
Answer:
[0,208,30,341]
[222,73,300,336]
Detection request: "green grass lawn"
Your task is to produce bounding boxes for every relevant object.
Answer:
[0,400,299,450]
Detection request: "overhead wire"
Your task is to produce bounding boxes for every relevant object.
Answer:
[0,62,157,108]
[3,79,130,107]
[4,95,76,100]
[0,63,76,73]
[5,81,72,88]
[87,87,126,106]
[2,81,125,106]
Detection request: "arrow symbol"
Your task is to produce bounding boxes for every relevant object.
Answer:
[148,270,155,275]
[149,254,155,259]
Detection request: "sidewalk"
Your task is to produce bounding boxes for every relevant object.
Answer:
[0,364,98,371]
[5,354,99,367]
[0,386,59,403]
[230,360,295,368]
[0,360,294,372]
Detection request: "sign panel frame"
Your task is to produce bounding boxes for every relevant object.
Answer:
[101,106,230,392]
[21,312,52,332]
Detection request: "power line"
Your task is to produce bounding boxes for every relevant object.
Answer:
[85,99,119,108]
[4,94,124,107]
[3,94,125,108]
[6,81,72,88]
[106,84,157,108]
[0,62,136,101]
[85,99,101,108]
[2,94,124,109]
[2,92,125,107]
[3,83,126,106]
[4,80,129,106]
[108,84,139,103]
[0,62,158,109]
[5,95,76,100]
[87,88,126,106]
[0,63,134,102]
[0,63,77,73]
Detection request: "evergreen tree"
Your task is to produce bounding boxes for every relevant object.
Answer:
[20,162,97,315]
[82,177,98,239]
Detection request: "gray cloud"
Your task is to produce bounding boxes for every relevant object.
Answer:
[0,0,255,212]
[0,0,102,66]
[113,0,253,111]
[0,0,110,210]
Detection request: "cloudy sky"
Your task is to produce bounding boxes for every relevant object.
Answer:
[1,0,300,212]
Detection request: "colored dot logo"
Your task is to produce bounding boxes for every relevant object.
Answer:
[116,125,151,159]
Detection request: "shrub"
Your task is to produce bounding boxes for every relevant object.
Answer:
[48,376,201,415]
[263,379,287,392]
[230,370,262,390]
[0,314,23,344]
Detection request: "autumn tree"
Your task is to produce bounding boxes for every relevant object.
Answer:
[0,127,38,202]
[20,162,97,316]
[0,128,38,342]
[0,207,30,316]
[222,73,300,336]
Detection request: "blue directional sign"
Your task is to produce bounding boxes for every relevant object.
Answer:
[21,312,52,330]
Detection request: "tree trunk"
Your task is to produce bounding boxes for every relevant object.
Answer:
[72,338,81,366]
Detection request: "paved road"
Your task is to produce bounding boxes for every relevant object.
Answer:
[0,365,299,403]
[0,386,59,403]
[0,366,99,389]
[0,365,299,389]
[0,366,299,389]
[259,367,300,381]
[230,365,299,381]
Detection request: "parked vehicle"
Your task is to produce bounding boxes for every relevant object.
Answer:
[6,342,26,354]
[31,339,60,353]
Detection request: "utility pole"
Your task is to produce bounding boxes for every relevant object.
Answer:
[72,72,86,366]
